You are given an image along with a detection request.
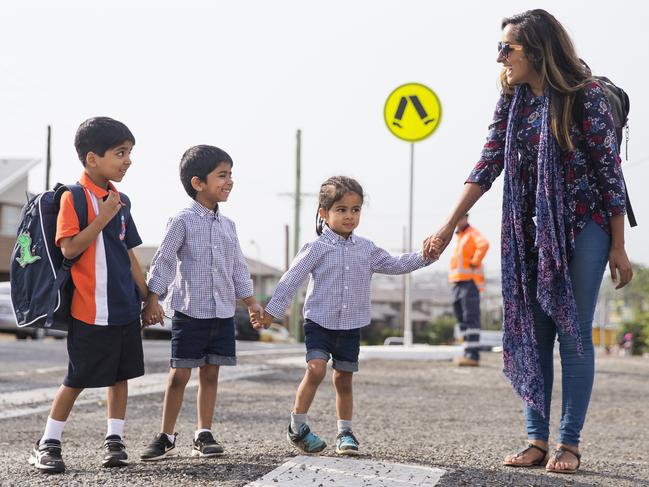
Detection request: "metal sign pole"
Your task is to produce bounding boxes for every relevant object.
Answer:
[403,143,414,347]
[383,83,441,348]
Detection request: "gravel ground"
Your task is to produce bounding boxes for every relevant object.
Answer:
[1,351,647,486]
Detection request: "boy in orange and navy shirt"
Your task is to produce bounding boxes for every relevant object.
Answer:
[29,117,147,474]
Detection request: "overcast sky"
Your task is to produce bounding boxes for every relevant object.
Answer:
[2,0,647,278]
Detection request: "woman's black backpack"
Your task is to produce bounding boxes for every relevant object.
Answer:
[574,76,636,227]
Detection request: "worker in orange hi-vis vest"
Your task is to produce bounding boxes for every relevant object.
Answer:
[449,213,489,367]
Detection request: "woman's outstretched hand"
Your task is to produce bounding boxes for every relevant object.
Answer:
[423,223,455,261]
[609,246,633,289]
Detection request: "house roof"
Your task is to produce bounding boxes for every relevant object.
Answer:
[0,159,41,195]
[246,257,283,277]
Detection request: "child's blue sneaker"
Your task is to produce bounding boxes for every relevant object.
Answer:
[287,424,326,455]
[335,430,359,456]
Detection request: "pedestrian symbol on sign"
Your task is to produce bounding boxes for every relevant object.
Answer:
[392,95,435,128]
[384,83,442,142]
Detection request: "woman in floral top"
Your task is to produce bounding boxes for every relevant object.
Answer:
[424,9,633,474]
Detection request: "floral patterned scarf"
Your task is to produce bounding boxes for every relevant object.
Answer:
[501,85,581,417]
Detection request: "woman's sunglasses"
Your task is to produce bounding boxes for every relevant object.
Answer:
[497,42,523,58]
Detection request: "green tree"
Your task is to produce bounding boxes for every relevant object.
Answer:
[415,315,456,345]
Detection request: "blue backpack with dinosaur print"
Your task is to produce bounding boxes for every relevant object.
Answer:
[9,183,88,331]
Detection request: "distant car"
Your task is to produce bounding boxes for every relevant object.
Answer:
[141,307,260,341]
[0,282,66,339]
[383,336,404,346]
[234,308,260,341]
[141,316,173,339]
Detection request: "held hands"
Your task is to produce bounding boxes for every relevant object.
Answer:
[259,312,273,329]
[423,223,454,261]
[141,295,165,328]
[248,304,273,330]
[97,190,123,224]
[609,246,633,289]
[248,303,268,330]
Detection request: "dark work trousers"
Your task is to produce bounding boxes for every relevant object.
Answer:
[452,280,481,360]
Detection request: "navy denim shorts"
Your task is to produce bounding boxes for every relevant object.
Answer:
[170,311,236,368]
[303,319,360,372]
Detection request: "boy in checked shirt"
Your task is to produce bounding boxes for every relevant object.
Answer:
[140,145,263,461]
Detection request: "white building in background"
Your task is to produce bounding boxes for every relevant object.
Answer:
[0,158,41,280]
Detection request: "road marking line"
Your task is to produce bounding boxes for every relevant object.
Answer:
[266,357,306,367]
[246,455,445,486]
[0,365,274,420]
[0,366,68,378]
[0,348,303,379]
[237,348,303,356]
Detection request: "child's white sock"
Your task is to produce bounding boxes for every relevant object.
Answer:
[290,412,307,433]
[337,419,353,433]
[106,418,125,438]
[194,429,211,441]
[41,417,66,443]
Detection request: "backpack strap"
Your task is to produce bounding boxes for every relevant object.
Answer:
[45,184,89,328]
[623,180,637,227]
[68,184,88,230]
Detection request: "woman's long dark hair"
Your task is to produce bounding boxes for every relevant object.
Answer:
[500,9,593,150]
[315,176,364,235]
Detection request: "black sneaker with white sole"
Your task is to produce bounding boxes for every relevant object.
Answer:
[102,435,129,467]
[191,431,224,458]
[29,439,65,474]
[140,433,178,461]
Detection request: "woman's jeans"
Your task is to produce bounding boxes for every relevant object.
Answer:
[525,221,610,446]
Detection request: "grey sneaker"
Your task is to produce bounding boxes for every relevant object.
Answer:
[102,435,128,467]
[140,433,178,461]
[287,424,327,455]
[191,431,225,458]
[335,430,360,456]
[29,439,65,474]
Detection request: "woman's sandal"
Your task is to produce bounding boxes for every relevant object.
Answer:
[503,443,548,467]
[545,446,581,474]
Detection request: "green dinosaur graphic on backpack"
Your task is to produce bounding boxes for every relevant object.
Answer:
[15,232,41,268]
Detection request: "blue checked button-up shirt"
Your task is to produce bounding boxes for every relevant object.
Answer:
[265,226,432,330]
[147,200,254,319]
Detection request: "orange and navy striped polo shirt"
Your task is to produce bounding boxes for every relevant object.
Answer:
[55,172,142,326]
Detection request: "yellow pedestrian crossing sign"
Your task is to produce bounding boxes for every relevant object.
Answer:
[384,83,442,142]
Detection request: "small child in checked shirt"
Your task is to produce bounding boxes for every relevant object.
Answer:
[260,175,436,456]
[140,145,264,461]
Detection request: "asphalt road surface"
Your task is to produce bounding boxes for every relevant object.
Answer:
[0,338,647,486]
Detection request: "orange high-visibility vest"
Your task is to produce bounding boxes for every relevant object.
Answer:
[449,225,489,290]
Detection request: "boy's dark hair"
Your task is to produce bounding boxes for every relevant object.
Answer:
[180,145,233,199]
[74,117,135,165]
[315,176,364,235]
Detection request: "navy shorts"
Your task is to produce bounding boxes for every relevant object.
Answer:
[304,319,360,372]
[64,318,144,388]
[170,311,236,368]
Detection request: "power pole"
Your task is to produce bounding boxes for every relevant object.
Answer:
[45,125,52,191]
[284,224,290,271]
[289,129,302,341]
